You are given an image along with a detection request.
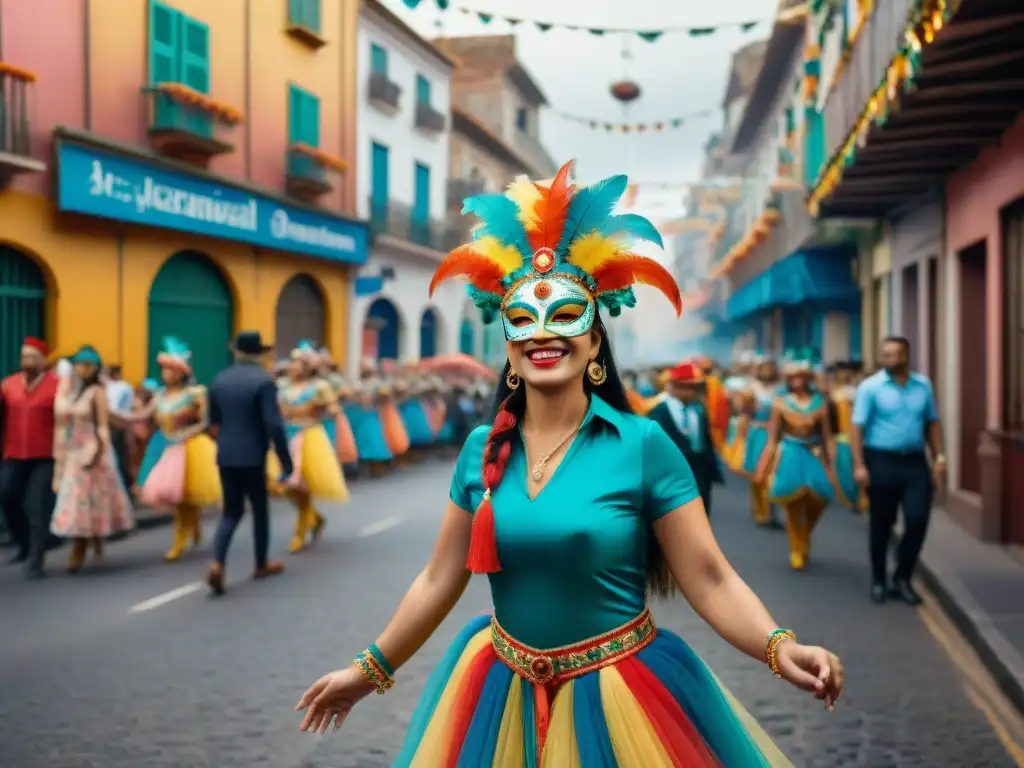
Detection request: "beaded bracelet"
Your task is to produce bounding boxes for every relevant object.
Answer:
[367,643,395,678]
[354,650,395,695]
[764,628,796,679]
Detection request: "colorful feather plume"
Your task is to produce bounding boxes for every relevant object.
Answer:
[599,213,664,249]
[526,160,574,252]
[566,231,620,276]
[592,253,683,316]
[429,239,521,298]
[461,194,532,256]
[505,176,543,230]
[556,174,628,256]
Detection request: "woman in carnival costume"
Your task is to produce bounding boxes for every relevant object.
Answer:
[396,367,436,454]
[51,345,135,571]
[346,371,394,476]
[743,355,782,529]
[270,341,348,553]
[298,162,844,765]
[317,348,360,468]
[135,338,221,561]
[754,350,837,571]
[827,362,863,512]
[377,372,411,463]
[721,375,756,475]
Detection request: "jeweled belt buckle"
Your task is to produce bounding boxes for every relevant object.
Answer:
[529,655,555,683]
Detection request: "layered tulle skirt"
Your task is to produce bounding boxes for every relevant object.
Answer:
[267,424,348,500]
[322,411,360,464]
[400,399,436,448]
[741,423,769,478]
[721,418,749,475]
[832,435,861,509]
[396,613,790,767]
[136,432,222,508]
[765,437,835,506]
[345,404,394,462]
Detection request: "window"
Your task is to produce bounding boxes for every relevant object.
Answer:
[416,74,431,106]
[413,163,430,223]
[288,84,320,147]
[370,43,388,76]
[149,1,210,135]
[288,0,321,33]
[371,142,389,206]
[515,107,528,131]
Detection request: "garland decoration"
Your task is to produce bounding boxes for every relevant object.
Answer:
[551,106,717,133]
[808,0,955,216]
[401,1,766,40]
[0,61,37,82]
[707,201,782,280]
[151,83,244,125]
[289,143,349,173]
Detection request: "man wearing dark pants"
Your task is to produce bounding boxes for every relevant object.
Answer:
[206,331,293,595]
[851,337,946,605]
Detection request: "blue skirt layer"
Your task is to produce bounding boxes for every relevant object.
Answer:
[767,437,835,505]
[399,399,435,448]
[136,431,172,488]
[344,404,392,462]
[833,437,859,507]
[742,424,769,476]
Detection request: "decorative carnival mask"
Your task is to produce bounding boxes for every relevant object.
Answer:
[429,160,682,341]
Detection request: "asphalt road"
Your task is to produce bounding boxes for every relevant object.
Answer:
[0,460,1019,768]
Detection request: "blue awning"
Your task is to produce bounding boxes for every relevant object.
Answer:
[725,247,858,321]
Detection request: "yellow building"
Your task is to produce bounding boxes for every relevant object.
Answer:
[0,0,366,383]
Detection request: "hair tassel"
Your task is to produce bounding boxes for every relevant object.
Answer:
[466,488,501,574]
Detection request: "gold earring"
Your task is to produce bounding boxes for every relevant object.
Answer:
[586,359,607,386]
[505,369,521,390]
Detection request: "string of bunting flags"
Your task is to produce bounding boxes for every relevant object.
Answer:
[400,0,767,40]
[551,106,717,133]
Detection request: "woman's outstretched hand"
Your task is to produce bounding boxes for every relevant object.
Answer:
[774,642,844,711]
[296,665,375,734]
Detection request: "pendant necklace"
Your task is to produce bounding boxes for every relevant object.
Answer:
[526,425,580,482]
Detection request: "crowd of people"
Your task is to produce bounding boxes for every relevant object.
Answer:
[0,334,496,579]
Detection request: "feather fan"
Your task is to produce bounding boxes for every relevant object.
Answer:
[592,253,683,315]
[555,174,628,256]
[461,194,532,256]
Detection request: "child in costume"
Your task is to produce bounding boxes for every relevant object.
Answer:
[270,341,348,553]
[51,345,135,571]
[755,351,837,570]
[134,338,221,561]
[298,161,844,764]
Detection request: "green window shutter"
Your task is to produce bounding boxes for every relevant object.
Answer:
[288,84,319,146]
[303,91,320,147]
[288,0,302,26]
[149,1,180,84]
[288,84,302,143]
[416,74,430,105]
[371,44,388,75]
[180,17,210,94]
[289,0,320,32]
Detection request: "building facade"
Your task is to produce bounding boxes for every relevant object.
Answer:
[807,0,1024,544]
[350,0,458,370]
[0,0,368,384]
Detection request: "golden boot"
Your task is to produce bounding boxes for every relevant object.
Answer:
[784,503,809,570]
[164,509,189,561]
[307,505,326,543]
[67,538,88,573]
[288,506,309,553]
[750,482,771,525]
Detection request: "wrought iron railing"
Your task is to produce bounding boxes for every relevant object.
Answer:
[369,198,462,253]
[0,72,33,157]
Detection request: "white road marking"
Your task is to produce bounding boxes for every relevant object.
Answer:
[129,581,204,614]
[358,515,402,538]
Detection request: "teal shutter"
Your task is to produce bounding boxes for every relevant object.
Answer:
[414,163,430,222]
[289,0,320,32]
[288,84,320,146]
[303,91,320,147]
[416,74,430,105]
[149,2,180,84]
[371,143,389,228]
[371,44,388,75]
[179,16,211,137]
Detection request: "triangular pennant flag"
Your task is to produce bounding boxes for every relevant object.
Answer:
[638,31,663,42]
[435,0,449,8]
[671,119,682,127]
[689,27,715,36]
[506,17,521,26]
[741,21,758,31]
[604,123,614,131]
[477,12,492,23]
[589,28,605,36]
[401,0,424,7]
[654,122,664,131]
[536,22,552,31]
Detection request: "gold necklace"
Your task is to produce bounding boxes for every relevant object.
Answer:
[525,425,580,482]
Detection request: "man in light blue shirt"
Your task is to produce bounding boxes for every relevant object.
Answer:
[850,337,946,606]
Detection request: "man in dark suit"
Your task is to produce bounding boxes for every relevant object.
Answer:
[205,331,293,595]
[647,361,723,514]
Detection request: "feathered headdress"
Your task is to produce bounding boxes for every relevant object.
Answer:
[291,340,321,367]
[429,160,682,320]
[781,347,816,375]
[156,336,193,375]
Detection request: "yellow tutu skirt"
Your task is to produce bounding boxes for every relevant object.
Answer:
[183,433,222,507]
[267,424,349,501]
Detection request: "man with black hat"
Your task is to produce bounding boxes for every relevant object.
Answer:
[205,331,293,595]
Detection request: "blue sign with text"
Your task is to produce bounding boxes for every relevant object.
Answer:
[56,141,369,265]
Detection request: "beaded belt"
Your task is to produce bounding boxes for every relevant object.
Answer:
[490,608,657,686]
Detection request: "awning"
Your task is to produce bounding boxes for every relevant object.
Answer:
[725,247,858,321]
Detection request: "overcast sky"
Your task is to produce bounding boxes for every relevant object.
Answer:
[386,0,777,203]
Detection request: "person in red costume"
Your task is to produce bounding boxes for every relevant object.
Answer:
[0,337,60,578]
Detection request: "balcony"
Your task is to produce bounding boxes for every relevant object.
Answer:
[142,83,241,165]
[0,63,46,186]
[414,101,446,134]
[446,177,486,208]
[368,71,401,113]
[286,144,347,200]
[369,198,462,254]
[811,1,1024,218]
[512,127,557,178]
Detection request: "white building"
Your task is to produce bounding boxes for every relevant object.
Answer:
[348,0,463,371]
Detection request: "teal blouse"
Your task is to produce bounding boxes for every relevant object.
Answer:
[450,394,700,649]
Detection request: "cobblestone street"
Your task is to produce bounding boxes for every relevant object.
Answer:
[0,463,1019,767]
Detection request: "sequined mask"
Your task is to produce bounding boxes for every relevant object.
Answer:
[500,274,596,342]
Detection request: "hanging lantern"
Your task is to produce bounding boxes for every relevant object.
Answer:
[610,80,641,103]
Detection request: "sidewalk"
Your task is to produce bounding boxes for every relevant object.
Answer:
[917,506,1024,716]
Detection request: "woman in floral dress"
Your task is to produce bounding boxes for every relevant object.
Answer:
[51,345,134,572]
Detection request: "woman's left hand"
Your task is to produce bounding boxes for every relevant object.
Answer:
[773,642,844,711]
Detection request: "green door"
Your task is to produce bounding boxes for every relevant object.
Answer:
[0,246,46,379]
[147,251,233,385]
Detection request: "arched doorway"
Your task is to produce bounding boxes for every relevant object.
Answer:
[364,297,400,361]
[275,274,326,356]
[459,317,475,356]
[0,246,46,378]
[148,251,233,385]
[419,307,439,359]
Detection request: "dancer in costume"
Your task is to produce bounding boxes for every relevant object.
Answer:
[696,357,730,451]
[51,345,134,571]
[828,362,862,511]
[347,376,394,476]
[272,341,348,553]
[298,161,844,765]
[744,355,782,529]
[722,375,756,475]
[755,352,837,571]
[317,349,360,468]
[378,380,411,462]
[134,338,221,560]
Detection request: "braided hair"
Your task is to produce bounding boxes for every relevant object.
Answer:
[467,320,675,597]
